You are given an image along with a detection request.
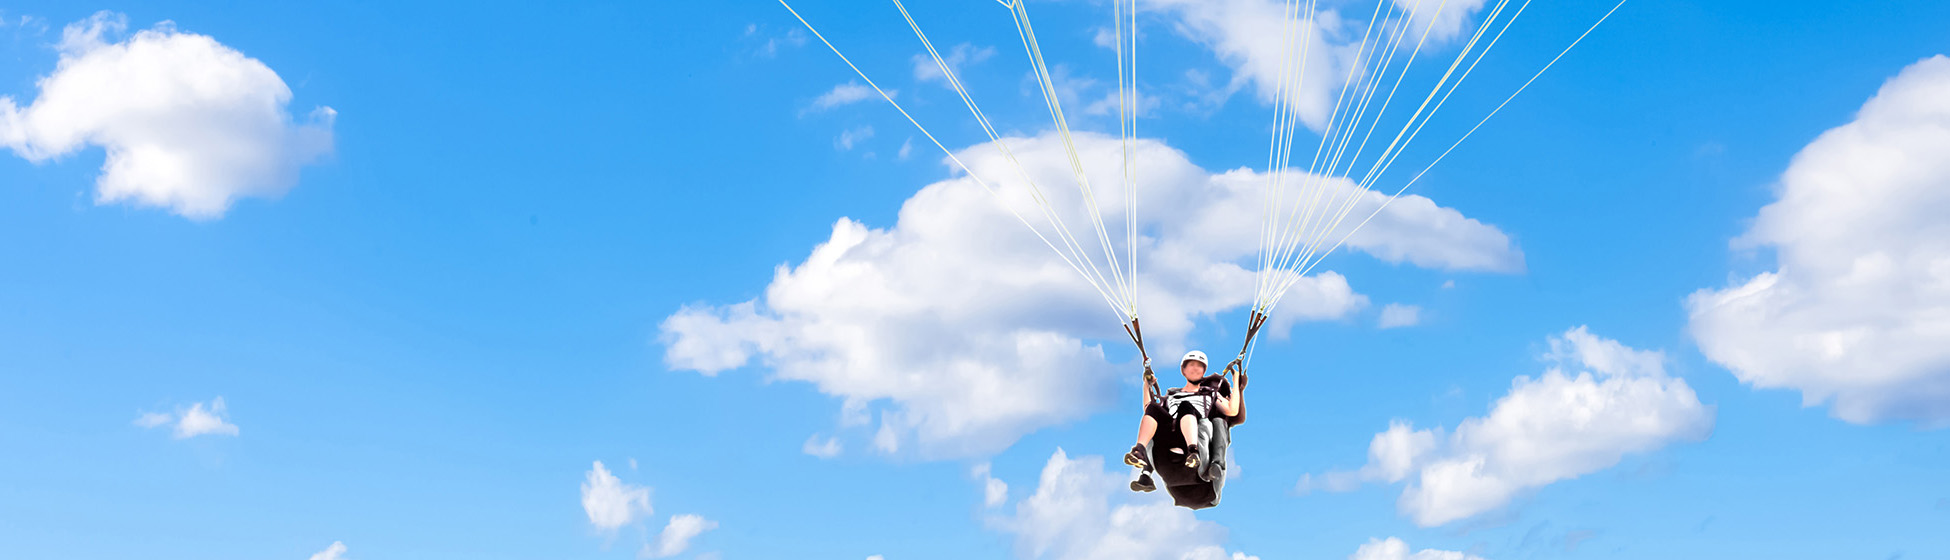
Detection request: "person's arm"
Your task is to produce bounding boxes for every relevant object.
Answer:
[1219,372,1244,417]
[1214,394,1237,417]
[1141,358,1158,407]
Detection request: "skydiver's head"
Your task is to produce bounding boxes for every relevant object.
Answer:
[1180,350,1209,381]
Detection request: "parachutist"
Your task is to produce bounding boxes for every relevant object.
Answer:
[1125,350,1246,507]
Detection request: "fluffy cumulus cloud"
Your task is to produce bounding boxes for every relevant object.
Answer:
[307,542,348,560]
[1687,55,1950,427]
[662,132,1518,459]
[1348,537,1481,560]
[1303,327,1713,526]
[581,461,652,532]
[0,12,334,219]
[646,514,718,558]
[134,397,239,439]
[996,449,1257,560]
[1144,0,1491,129]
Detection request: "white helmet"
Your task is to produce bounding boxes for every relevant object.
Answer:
[1181,350,1208,368]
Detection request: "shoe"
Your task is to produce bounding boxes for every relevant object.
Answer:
[1184,444,1201,469]
[1123,444,1149,470]
[1129,472,1156,493]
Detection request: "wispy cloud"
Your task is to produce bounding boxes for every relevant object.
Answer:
[307,542,348,560]
[1378,303,1421,329]
[644,514,717,558]
[135,397,239,439]
[806,82,888,114]
[913,43,995,84]
[744,23,806,58]
[834,126,874,151]
[802,434,842,459]
[581,461,652,532]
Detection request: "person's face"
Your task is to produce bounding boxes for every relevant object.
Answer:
[1181,360,1206,381]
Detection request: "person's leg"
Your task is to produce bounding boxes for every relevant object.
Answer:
[1178,413,1203,468]
[1126,404,1164,470]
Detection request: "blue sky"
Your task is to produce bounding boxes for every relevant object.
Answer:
[2,1,1949,559]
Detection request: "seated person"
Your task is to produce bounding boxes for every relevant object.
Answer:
[1123,350,1242,486]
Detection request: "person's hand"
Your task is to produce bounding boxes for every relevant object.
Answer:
[1238,370,1248,390]
[1141,367,1158,405]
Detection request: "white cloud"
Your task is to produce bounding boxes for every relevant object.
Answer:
[913,43,996,84]
[581,461,652,532]
[898,137,914,160]
[0,11,334,219]
[1083,88,1161,119]
[1348,537,1481,560]
[748,24,807,58]
[836,125,874,151]
[973,462,1009,507]
[135,397,239,439]
[175,398,240,438]
[1378,303,1422,329]
[1390,0,1492,42]
[661,132,1516,459]
[1343,187,1523,273]
[803,434,843,458]
[808,82,886,113]
[645,514,717,558]
[1144,0,1491,129]
[998,449,1258,560]
[1687,55,1950,427]
[133,412,171,428]
[1305,327,1713,526]
[307,542,348,560]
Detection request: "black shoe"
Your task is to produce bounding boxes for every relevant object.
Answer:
[1123,444,1149,470]
[1184,444,1201,469]
[1129,472,1156,493]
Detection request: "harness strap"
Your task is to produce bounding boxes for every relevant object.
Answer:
[1223,311,1268,379]
[1126,318,1163,404]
